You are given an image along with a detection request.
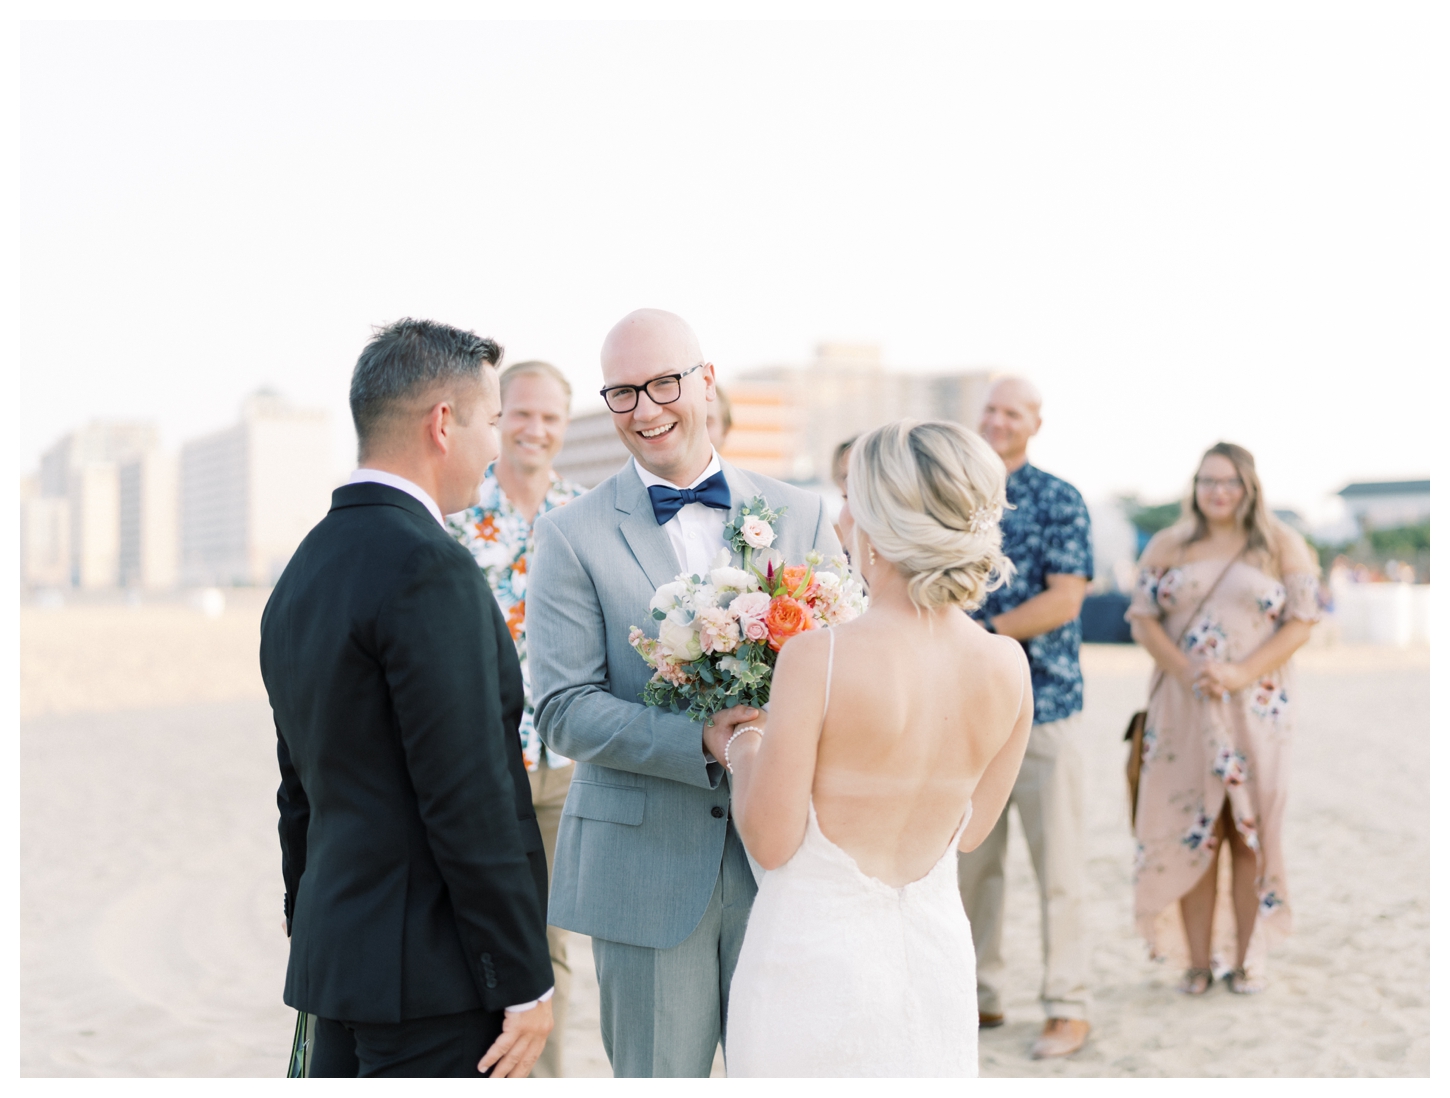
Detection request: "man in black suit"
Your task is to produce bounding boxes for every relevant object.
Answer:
[263,318,555,1077]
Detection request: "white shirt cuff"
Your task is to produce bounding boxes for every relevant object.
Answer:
[504,985,555,1014]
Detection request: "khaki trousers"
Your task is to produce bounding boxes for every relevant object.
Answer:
[528,762,575,1077]
[956,714,1090,1021]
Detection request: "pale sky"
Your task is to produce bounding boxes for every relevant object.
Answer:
[17,17,1442,522]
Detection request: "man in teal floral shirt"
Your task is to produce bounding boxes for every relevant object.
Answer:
[447,359,586,1077]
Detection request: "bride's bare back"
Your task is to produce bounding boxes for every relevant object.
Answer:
[727,418,1034,892]
[735,605,1032,889]
[812,610,1029,886]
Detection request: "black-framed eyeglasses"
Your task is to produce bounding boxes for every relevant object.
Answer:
[600,364,704,414]
[1195,476,1244,492]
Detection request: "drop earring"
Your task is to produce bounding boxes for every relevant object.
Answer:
[868,544,876,566]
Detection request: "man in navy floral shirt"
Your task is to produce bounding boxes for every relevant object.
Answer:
[958,377,1094,1059]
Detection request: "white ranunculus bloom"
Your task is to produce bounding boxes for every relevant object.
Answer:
[689,583,721,610]
[658,615,703,662]
[710,566,756,592]
[649,581,689,613]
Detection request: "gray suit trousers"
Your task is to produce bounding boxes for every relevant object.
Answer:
[591,822,755,1078]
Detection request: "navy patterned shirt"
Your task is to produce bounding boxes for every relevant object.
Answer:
[972,462,1093,725]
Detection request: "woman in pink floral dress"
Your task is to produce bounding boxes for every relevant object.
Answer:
[1127,443,1320,995]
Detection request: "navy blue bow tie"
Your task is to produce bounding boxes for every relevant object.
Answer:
[648,471,731,525]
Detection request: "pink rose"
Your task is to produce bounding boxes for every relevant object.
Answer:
[742,616,770,643]
[730,591,772,643]
[740,515,776,549]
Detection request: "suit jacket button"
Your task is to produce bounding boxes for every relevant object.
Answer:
[711,806,725,819]
[486,977,497,988]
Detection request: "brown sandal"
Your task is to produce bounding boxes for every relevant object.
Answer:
[1177,967,1213,995]
[1224,966,1265,994]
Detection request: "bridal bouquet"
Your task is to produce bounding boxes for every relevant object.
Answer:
[628,495,866,722]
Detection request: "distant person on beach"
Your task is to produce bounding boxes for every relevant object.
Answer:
[263,319,554,1077]
[832,436,857,550]
[446,359,586,1078]
[956,376,1093,1060]
[1127,442,1320,996]
[706,384,733,450]
[832,437,855,494]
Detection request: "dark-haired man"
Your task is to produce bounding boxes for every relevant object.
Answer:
[263,318,555,1077]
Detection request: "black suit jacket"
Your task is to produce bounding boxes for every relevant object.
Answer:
[262,482,553,1023]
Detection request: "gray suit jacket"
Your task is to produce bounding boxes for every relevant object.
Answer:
[527,458,842,949]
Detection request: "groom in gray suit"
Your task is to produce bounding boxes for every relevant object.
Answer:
[526,309,840,1077]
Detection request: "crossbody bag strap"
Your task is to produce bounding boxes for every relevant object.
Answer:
[1148,544,1249,701]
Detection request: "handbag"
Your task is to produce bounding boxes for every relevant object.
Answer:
[1124,547,1246,829]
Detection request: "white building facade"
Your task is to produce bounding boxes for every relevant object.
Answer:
[26,421,161,589]
[119,449,180,590]
[1337,480,1430,531]
[180,391,333,586]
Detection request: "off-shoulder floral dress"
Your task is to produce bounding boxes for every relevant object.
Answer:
[1126,557,1320,972]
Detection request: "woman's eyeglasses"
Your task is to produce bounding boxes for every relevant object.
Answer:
[600,364,704,414]
[1195,477,1244,492]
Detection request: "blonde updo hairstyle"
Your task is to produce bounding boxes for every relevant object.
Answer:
[848,419,1015,612]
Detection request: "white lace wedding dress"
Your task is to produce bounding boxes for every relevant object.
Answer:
[725,631,979,1077]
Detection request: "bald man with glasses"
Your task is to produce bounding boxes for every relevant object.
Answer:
[525,309,841,1077]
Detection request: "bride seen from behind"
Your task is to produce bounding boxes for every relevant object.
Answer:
[712,419,1035,1078]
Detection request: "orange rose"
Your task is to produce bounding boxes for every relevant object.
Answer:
[780,565,819,598]
[764,594,814,652]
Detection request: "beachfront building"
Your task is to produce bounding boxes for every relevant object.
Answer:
[179,390,332,587]
[26,421,160,589]
[554,343,994,490]
[1337,479,1430,532]
[552,403,635,489]
[118,449,180,590]
[721,343,993,486]
[19,476,69,589]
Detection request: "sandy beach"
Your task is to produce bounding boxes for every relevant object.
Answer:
[19,593,1429,1077]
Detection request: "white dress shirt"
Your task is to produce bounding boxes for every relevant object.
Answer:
[633,451,730,576]
[347,465,552,1013]
[347,467,446,528]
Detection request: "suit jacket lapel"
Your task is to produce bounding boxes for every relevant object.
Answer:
[616,467,687,590]
[720,462,757,568]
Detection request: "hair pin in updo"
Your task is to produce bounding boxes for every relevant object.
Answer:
[966,505,999,537]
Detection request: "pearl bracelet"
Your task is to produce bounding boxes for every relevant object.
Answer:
[723,725,764,773]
